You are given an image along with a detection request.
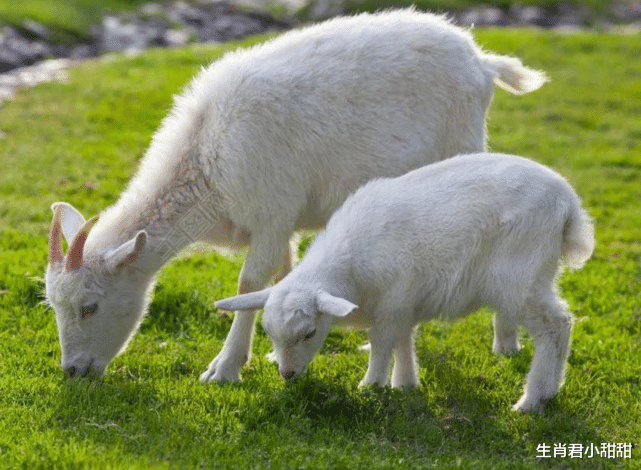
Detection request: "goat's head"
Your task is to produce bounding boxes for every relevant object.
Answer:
[45,202,153,378]
[215,285,358,381]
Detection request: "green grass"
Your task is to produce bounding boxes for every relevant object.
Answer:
[0,30,640,469]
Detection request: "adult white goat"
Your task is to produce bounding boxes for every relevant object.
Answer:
[45,9,546,381]
[216,153,595,413]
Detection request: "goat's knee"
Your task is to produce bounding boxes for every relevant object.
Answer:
[514,297,573,412]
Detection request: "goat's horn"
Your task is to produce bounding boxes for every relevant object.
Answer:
[48,205,64,265]
[65,216,99,271]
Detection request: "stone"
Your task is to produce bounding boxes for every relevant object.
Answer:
[0,47,27,73]
[164,28,193,47]
[171,1,208,26]
[23,20,51,40]
[459,6,509,26]
[71,44,99,59]
[307,0,346,20]
[0,58,73,103]
[513,5,555,27]
[141,2,164,16]
[611,1,641,20]
[101,16,159,51]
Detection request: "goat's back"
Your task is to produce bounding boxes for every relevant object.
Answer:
[164,10,496,231]
[314,153,591,317]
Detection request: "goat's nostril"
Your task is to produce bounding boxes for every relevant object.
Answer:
[281,370,296,381]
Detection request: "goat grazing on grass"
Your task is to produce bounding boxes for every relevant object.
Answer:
[216,153,594,413]
[45,9,546,381]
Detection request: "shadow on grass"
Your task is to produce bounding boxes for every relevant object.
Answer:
[50,356,611,468]
[238,363,608,466]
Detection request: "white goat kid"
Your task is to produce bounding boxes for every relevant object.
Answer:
[216,154,595,413]
[46,9,547,380]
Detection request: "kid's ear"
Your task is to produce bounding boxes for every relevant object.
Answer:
[215,288,272,311]
[105,230,147,271]
[317,290,358,318]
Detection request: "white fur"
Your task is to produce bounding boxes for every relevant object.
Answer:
[45,9,546,380]
[216,153,594,413]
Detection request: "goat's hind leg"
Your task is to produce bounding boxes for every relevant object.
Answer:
[392,328,419,388]
[513,293,573,413]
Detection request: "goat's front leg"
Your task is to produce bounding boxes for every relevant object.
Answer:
[492,310,522,355]
[360,326,396,387]
[200,235,291,383]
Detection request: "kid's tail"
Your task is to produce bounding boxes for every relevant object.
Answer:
[562,203,595,270]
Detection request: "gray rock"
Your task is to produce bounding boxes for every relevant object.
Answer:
[0,47,26,73]
[1,1,293,75]
[171,1,209,26]
[101,16,159,51]
[0,58,73,103]
[164,28,193,47]
[141,2,164,16]
[307,0,346,20]
[23,19,51,40]
[458,6,509,26]
[214,13,265,38]
[50,43,72,58]
[512,5,555,27]
[71,44,99,59]
[0,27,55,71]
[611,1,641,20]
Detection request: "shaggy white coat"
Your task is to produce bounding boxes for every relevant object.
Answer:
[45,9,546,380]
[216,153,595,413]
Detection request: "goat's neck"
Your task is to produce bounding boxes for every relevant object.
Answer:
[89,165,225,275]
[143,179,226,272]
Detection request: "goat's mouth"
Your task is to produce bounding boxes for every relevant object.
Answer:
[63,358,102,378]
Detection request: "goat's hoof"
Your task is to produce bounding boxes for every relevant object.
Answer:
[199,356,242,383]
[358,378,388,389]
[493,341,522,356]
[512,396,545,414]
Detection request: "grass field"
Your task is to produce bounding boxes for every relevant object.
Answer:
[0,27,639,469]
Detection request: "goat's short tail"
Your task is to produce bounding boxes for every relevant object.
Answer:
[481,53,548,95]
[562,204,595,270]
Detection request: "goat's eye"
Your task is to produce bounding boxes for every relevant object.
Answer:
[80,303,98,320]
[303,329,317,342]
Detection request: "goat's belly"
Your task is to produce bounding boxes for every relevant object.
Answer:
[294,197,341,231]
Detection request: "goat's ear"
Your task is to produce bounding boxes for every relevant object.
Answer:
[52,202,86,244]
[317,290,358,318]
[105,230,147,271]
[215,288,272,311]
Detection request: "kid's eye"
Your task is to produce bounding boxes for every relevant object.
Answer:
[81,303,98,320]
[303,329,317,341]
